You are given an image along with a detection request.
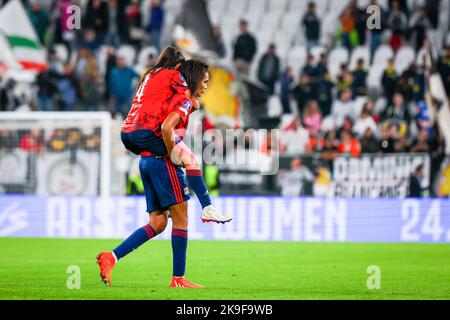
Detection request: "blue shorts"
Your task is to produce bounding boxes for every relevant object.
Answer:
[139,155,190,212]
[121,130,167,156]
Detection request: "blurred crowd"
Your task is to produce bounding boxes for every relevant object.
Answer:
[0,0,448,161]
[0,127,101,154]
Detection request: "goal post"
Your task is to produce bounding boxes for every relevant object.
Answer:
[0,112,113,197]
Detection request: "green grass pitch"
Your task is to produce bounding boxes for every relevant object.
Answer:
[1,238,449,300]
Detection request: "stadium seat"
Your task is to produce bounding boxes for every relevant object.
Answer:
[315,0,330,17]
[328,46,349,80]
[368,65,384,91]
[117,45,136,66]
[288,0,308,12]
[247,0,267,15]
[53,44,69,63]
[287,46,307,73]
[394,46,416,74]
[349,46,370,70]
[373,45,394,68]
[267,0,289,12]
[227,0,249,15]
[267,95,283,118]
[310,46,326,63]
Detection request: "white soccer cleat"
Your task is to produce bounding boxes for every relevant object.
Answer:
[201,205,233,224]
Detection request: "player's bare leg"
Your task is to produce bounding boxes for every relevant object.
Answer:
[172,140,232,224]
[168,201,204,288]
[97,211,168,286]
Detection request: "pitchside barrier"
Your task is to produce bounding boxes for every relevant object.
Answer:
[0,195,449,243]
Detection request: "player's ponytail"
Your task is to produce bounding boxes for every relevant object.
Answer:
[178,59,209,96]
[138,47,186,85]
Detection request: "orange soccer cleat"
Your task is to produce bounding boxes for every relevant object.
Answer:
[169,276,204,288]
[96,252,116,287]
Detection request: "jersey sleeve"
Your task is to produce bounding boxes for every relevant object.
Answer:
[169,96,193,122]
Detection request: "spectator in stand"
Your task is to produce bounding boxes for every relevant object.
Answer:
[105,0,123,47]
[368,0,386,60]
[279,157,314,197]
[302,1,321,52]
[280,117,311,155]
[19,129,44,153]
[321,131,338,169]
[77,49,100,111]
[382,92,411,128]
[293,74,315,114]
[85,0,109,44]
[387,0,408,52]
[279,67,295,114]
[126,0,143,50]
[301,54,317,78]
[56,63,77,111]
[316,72,334,117]
[437,46,450,96]
[212,25,226,58]
[336,115,354,139]
[379,123,398,153]
[425,0,440,29]
[360,128,380,153]
[302,100,322,134]
[353,108,378,138]
[410,129,430,153]
[146,0,165,52]
[47,129,67,152]
[408,164,426,197]
[233,19,257,76]
[315,53,328,78]
[337,130,361,157]
[382,58,398,105]
[394,135,409,152]
[36,63,57,111]
[339,6,357,52]
[409,6,430,52]
[336,64,353,97]
[104,47,116,101]
[257,43,280,95]
[28,0,49,44]
[0,130,19,152]
[79,29,100,54]
[108,55,138,118]
[349,0,368,46]
[389,0,409,17]
[53,0,76,55]
[331,89,355,127]
[351,58,368,97]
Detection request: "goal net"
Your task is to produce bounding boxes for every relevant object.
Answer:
[0,112,114,196]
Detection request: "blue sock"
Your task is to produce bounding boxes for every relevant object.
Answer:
[113,224,156,260]
[172,228,188,277]
[186,169,212,209]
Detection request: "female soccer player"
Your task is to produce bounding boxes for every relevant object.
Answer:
[121,47,231,224]
[97,60,224,288]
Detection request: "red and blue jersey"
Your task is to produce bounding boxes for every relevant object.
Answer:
[121,68,189,133]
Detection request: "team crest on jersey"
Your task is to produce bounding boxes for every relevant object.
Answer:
[184,187,190,195]
[183,101,192,111]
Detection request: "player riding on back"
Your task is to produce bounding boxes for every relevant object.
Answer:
[120,47,232,224]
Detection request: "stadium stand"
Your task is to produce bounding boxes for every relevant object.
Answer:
[0,0,449,197]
